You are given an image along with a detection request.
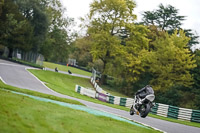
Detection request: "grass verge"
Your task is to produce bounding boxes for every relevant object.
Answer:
[28,69,200,128]
[148,113,200,128]
[28,69,130,111]
[0,89,159,133]
[0,81,83,106]
[101,85,129,98]
[43,61,92,77]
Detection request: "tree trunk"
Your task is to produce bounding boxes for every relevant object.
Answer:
[99,59,108,85]
[100,74,107,85]
[8,47,13,58]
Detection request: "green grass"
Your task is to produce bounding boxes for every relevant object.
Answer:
[148,113,200,128]
[44,61,127,97]
[0,81,83,106]
[28,69,130,111]
[28,69,200,128]
[43,61,92,77]
[0,89,159,133]
[101,85,129,98]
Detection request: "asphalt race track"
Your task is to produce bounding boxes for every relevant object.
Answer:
[0,59,200,133]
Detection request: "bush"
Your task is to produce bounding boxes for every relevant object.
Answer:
[155,86,181,106]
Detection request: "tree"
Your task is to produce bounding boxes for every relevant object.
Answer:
[141,4,199,47]
[184,29,199,47]
[86,0,137,84]
[70,37,93,67]
[148,30,196,91]
[41,26,72,62]
[40,0,76,62]
[192,50,200,89]
[14,0,49,52]
[0,0,75,62]
[0,0,33,57]
[142,4,185,32]
[0,0,4,16]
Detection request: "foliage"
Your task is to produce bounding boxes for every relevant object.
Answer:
[141,4,199,47]
[191,50,200,109]
[0,0,4,16]
[73,0,199,109]
[40,0,76,62]
[86,0,148,84]
[142,4,185,32]
[69,36,93,67]
[41,27,72,62]
[13,0,50,52]
[148,30,196,91]
[0,0,75,62]
[119,24,150,82]
[156,87,181,106]
[184,29,200,48]
[192,50,200,89]
[0,0,33,54]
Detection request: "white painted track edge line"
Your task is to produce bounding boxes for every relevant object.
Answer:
[25,68,61,94]
[0,76,7,84]
[88,106,166,133]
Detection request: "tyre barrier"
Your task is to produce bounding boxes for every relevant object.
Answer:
[107,96,134,107]
[90,77,108,95]
[151,103,159,115]
[191,110,200,123]
[75,77,200,123]
[75,85,96,98]
[126,98,134,107]
[151,103,200,123]
[96,92,108,102]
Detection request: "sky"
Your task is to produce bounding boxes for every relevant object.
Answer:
[61,0,200,48]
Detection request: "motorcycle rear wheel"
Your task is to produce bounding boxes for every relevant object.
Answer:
[140,103,150,118]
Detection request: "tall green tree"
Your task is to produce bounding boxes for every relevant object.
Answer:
[0,0,4,16]
[14,0,49,52]
[86,0,138,84]
[142,4,185,32]
[70,37,93,67]
[0,0,33,57]
[191,50,200,109]
[148,30,196,91]
[1,0,75,62]
[141,4,199,47]
[193,50,200,89]
[40,0,76,62]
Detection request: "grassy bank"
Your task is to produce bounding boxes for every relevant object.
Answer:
[43,62,129,98]
[0,81,83,106]
[28,69,200,128]
[101,85,129,98]
[0,89,158,133]
[43,61,92,77]
[28,69,130,111]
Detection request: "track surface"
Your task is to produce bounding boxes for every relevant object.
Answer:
[0,59,200,133]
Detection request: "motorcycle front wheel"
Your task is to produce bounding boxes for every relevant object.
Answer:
[130,105,134,115]
[139,103,150,118]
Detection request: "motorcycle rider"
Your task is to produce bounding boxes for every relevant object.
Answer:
[135,85,154,99]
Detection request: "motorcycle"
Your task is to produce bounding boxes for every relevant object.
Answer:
[130,94,155,118]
